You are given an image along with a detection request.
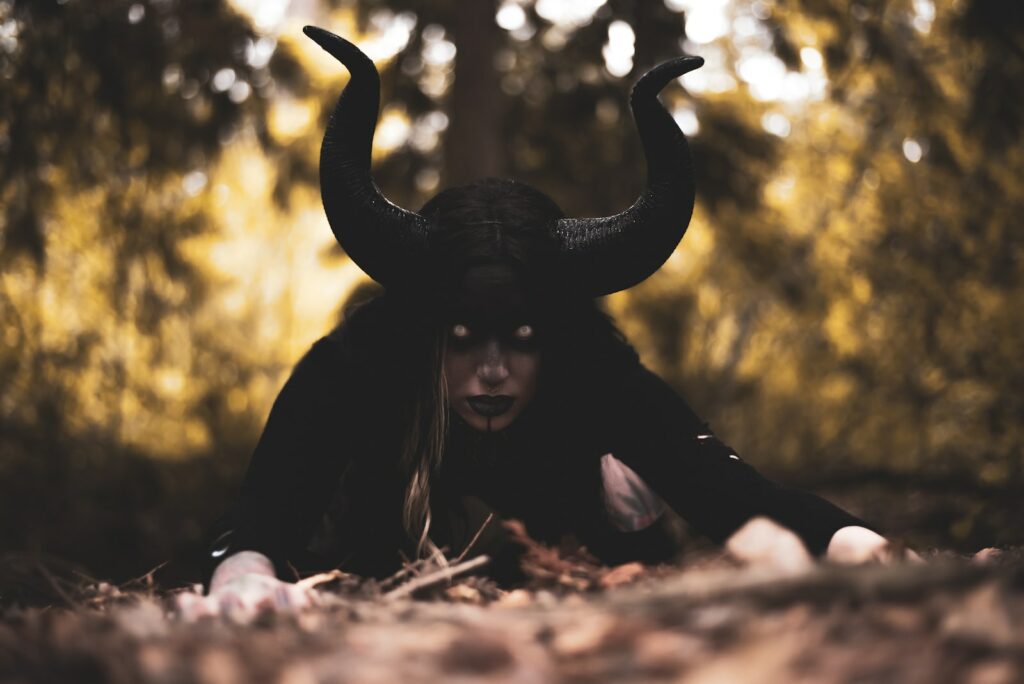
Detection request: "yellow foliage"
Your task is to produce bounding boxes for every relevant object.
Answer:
[823,300,862,357]
[4,0,1021,496]
[851,274,872,303]
[372,107,412,160]
[268,97,318,145]
[819,373,856,402]
[706,315,739,371]
[280,10,362,85]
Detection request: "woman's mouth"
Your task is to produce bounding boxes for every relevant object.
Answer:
[466,395,514,417]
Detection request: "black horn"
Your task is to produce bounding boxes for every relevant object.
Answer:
[303,26,432,287]
[552,56,704,296]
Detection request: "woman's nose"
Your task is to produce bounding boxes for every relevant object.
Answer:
[477,339,510,385]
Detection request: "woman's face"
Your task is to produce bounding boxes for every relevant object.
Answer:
[442,264,541,433]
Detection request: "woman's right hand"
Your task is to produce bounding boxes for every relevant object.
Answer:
[176,550,317,621]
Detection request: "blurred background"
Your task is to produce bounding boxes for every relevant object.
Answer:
[0,0,1021,587]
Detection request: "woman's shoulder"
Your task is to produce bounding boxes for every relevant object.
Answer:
[312,292,422,390]
[280,294,403,415]
[321,292,402,354]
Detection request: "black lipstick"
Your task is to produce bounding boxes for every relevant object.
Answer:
[467,395,514,417]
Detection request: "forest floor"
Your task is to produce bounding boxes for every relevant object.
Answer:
[1,538,1023,684]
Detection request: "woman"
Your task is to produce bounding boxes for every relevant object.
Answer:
[191,27,893,614]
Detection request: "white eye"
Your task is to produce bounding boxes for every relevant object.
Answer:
[514,324,534,340]
[451,323,470,339]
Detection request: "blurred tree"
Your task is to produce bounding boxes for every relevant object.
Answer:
[0,0,301,577]
[1,0,264,261]
[695,0,1024,490]
[0,0,301,453]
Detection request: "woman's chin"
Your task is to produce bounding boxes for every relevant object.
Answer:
[459,410,517,433]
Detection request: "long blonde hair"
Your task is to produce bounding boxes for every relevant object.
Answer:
[398,327,449,563]
[393,178,581,562]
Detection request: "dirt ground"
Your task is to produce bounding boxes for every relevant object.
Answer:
[1,544,1022,684]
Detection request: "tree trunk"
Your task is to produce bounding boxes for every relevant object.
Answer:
[443,0,504,186]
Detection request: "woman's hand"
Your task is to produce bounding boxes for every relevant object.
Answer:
[725,517,815,573]
[726,519,921,570]
[826,526,921,564]
[176,550,317,621]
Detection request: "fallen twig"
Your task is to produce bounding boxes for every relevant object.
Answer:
[380,557,432,590]
[384,555,490,601]
[454,513,495,564]
[35,561,76,608]
[120,561,169,590]
[295,570,350,591]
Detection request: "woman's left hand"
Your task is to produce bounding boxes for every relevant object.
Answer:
[826,526,921,564]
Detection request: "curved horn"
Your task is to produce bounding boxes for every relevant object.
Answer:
[303,26,431,287]
[552,56,704,296]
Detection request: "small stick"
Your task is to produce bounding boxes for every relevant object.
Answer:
[454,513,495,563]
[381,545,453,589]
[36,562,76,608]
[121,561,169,590]
[383,555,490,601]
[296,569,349,590]
[454,516,493,565]
[380,557,431,589]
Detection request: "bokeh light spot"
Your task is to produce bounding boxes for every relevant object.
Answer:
[603,20,635,77]
[902,137,923,163]
[496,3,527,31]
[673,106,700,136]
[761,111,791,137]
[127,4,145,24]
[535,0,607,29]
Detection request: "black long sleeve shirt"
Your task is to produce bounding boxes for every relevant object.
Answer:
[205,297,872,584]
